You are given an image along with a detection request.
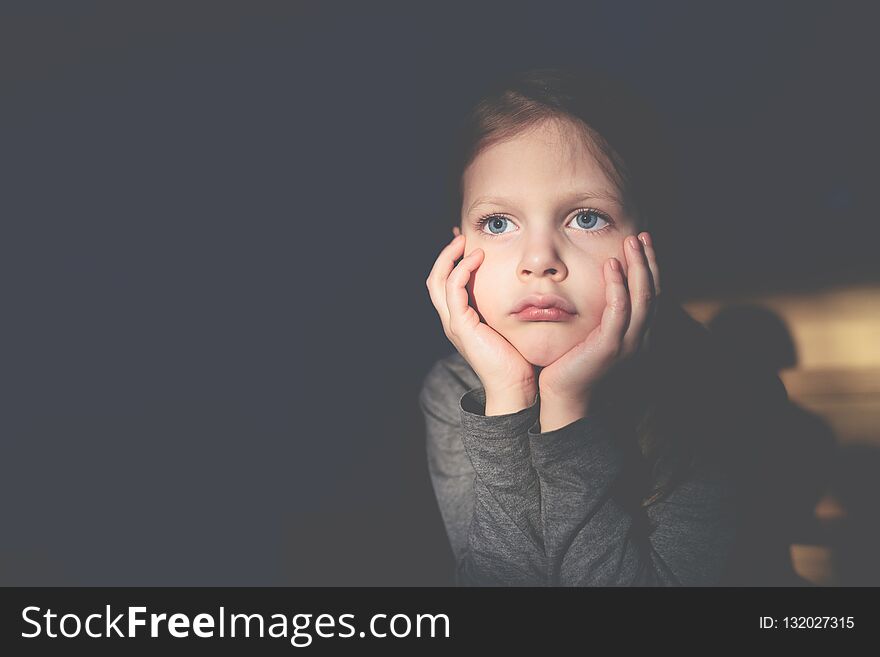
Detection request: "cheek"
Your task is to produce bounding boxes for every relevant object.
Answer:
[580,280,605,329]
[467,264,503,319]
[467,269,486,306]
[574,262,612,323]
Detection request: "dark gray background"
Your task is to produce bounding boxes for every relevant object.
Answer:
[1,0,876,584]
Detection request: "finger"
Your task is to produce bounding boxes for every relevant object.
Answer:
[598,257,631,356]
[641,292,661,352]
[445,247,484,333]
[452,225,461,237]
[622,235,654,355]
[638,232,661,296]
[426,234,464,301]
[426,234,465,325]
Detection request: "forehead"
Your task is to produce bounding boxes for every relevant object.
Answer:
[462,119,617,207]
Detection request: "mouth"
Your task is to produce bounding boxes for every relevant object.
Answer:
[511,306,576,322]
[509,293,577,321]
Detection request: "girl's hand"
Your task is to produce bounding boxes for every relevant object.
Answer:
[426,228,538,408]
[537,232,661,411]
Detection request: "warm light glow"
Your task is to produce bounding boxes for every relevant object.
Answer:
[685,282,880,586]
[684,283,880,370]
[683,283,880,447]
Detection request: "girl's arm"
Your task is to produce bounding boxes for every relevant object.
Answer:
[527,414,738,586]
[419,357,547,586]
[420,353,738,586]
[455,385,547,585]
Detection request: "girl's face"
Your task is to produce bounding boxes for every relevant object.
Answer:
[460,117,641,367]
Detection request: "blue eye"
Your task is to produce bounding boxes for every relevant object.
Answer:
[480,215,513,235]
[569,208,610,231]
[472,207,613,237]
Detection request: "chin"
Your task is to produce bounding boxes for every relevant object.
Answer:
[509,337,574,368]
[487,318,587,367]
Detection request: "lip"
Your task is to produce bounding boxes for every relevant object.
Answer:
[510,293,577,322]
[512,306,576,321]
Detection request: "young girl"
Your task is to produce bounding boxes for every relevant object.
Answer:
[420,66,805,586]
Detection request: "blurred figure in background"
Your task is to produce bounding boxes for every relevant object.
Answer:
[707,304,838,586]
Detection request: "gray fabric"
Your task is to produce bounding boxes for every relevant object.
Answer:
[419,350,738,587]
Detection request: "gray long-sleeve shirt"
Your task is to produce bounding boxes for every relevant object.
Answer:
[419,350,739,587]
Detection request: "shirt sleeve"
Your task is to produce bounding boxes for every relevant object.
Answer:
[420,359,738,587]
[455,385,548,586]
[418,362,478,581]
[527,413,739,586]
[418,360,547,586]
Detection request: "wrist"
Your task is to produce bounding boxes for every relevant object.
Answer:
[484,383,539,417]
[538,391,592,433]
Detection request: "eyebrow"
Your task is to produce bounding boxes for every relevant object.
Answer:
[466,189,622,215]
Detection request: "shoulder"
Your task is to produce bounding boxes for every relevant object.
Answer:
[418,351,481,422]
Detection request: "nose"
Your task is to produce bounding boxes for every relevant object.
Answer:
[517,241,568,281]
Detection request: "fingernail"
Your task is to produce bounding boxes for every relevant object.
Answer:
[639,232,651,248]
[628,236,641,252]
[609,258,620,272]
